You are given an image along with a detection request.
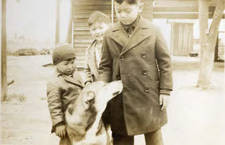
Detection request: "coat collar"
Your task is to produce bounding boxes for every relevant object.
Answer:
[63,76,84,89]
[57,72,84,89]
[110,17,153,56]
[87,40,99,78]
[110,23,128,47]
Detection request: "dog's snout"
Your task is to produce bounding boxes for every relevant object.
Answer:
[85,97,95,105]
[113,91,121,96]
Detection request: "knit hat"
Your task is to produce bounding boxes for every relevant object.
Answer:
[52,45,76,65]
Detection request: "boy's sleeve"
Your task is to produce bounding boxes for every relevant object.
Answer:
[155,26,173,94]
[73,71,91,86]
[98,36,112,82]
[47,81,65,132]
[82,49,93,84]
[83,66,93,84]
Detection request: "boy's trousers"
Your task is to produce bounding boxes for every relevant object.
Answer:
[112,129,163,145]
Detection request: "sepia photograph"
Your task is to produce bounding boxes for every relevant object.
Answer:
[1,0,225,145]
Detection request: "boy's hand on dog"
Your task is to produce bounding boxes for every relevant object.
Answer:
[55,124,66,138]
[159,94,169,111]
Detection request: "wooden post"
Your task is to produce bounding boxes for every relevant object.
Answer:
[111,0,114,24]
[214,36,219,62]
[66,0,72,44]
[197,0,225,88]
[55,0,60,45]
[1,0,7,101]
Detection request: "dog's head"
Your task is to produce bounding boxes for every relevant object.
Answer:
[65,81,123,143]
[80,80,123,112]
[66,80,123,126]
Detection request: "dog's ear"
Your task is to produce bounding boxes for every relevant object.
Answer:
[81,90,97,111]
[85,91,95,104]
[67,105,74,115]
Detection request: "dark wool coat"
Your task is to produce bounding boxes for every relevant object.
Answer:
[98,17,173,135]
[47,72,83,133]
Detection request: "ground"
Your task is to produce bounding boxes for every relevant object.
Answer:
[1,55,225,145]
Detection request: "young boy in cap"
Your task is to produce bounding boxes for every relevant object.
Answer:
[99,0,173,145]
[84,11,111,83]
[47,45,84,145]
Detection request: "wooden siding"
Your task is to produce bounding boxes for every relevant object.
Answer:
[72,0,222,68]
[153,1,220,19]
[171,23,194,56]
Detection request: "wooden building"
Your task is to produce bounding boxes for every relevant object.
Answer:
[72,0,153,68]
[71,0,223,68]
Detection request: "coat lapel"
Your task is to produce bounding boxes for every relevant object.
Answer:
[87,41,98,77]
[63,75,84,89]
[110,23,129,49]
[120,17,153,56]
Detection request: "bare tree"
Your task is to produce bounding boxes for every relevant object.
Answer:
[1,0,7,102]
[197,0,225,89]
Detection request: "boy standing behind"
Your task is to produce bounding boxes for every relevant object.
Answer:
[85,11,111,82]
[47,45,84,145]
[98,0,173,145]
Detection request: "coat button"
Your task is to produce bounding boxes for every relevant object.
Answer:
[144,88,149,93]
[143,71,147,75]
[141,54,146,58]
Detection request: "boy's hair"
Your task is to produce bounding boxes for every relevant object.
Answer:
[115,0,143,4]
[88,11,110,27]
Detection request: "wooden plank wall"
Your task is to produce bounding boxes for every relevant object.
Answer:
[142,0,154,20]
[153,0,221,19]
[72,0,224,68]
[171,23,194,56]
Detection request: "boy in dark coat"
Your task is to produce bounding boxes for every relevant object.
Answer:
[98,0,173,145]
[47,45,86,145]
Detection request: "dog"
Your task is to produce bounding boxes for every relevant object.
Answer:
[65,81,123,145]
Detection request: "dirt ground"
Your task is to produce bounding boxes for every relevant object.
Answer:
[1,55,224,145]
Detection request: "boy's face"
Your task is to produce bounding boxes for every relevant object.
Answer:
[115,1,143,25]
[90,22,109,42]
[56,58,75,75]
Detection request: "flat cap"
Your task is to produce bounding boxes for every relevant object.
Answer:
[52,45,76,65]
